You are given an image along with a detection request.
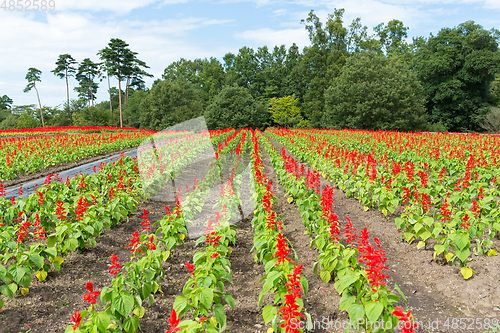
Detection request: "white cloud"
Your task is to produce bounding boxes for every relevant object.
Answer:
[235,27,310,49]
[0,11,233,106]
[55,0,160,15]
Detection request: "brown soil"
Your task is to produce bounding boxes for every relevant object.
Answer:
[1,147,138,190]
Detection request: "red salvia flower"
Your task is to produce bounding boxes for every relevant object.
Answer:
[71,311,82,331]
[55,200,67,220]
[37,191,45,206]
[146,235,156,250]
[0,184,5,197]
[83,282,101,304]
[166,309,181,333]
[274,233,292,266]
[75,197,89,221]
[393,307,418,333]
[18,186,23,196]
[33,213,46,241]
[471,200,480,218]
[461,213,471,230]
[109,254,122,275]
[328,212,340,242]
[206,231,221,247]
[141,209,150,231]
[210,252,219,259]
[125,231,144,254]
[185,261,195,276]
[15,213,31,244]
[440,200,452,222]
[278,293,305,333]
[344,217,357,247]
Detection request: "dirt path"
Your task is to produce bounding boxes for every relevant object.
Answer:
[268,135,500,333]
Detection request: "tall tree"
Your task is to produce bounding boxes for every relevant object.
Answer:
[205,86,269,130]
[98,38,151,127]
[122,54,153,105]
[75,58,101,107]
[0,95,13,109]
[51,54,77,114]
[374,19,411,60]
[300,9,349,127]
[413,21,500,131]
[23,67,45,127]
[323,51,427,131]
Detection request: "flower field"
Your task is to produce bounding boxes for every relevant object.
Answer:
[0,127,499,333]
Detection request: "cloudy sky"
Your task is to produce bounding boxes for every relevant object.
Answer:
[1,0,499,108]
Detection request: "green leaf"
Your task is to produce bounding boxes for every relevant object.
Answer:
[113,292,134,317]
[453,234,469,250]
[46,235,57,248]
[30,253,44,269]
[348,303,365,323]
[95,312,111,333]
[123,315,140,333]
[320,270,331,283]
[455,248,470,263]
[173,296,188,315]
[339,292,355,311]
[45,247,57,258]
[199,288,214,309]
[393,283,406,306]
[334,272,358,294]
[365,301,384,323]
[1,284,13,299]
[214,303,226,330]
[262,305,277,324]
[224,293,235,310]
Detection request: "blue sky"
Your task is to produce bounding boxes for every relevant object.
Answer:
[1,0,500,109]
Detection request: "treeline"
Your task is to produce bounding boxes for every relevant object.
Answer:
[2,9,500,133]
[0,38,151,130]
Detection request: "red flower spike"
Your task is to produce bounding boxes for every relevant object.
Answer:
[165,309,181,333]
[185,262,194,272]
[109,254,122,275]
[393,307,418,333]
[83,282,101,304]
[146,235,156,250]
[71,310,82,331]
[125,231,144,254]
[141,209,150,231]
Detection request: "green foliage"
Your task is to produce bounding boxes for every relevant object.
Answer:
[427,121,448,133]
[130,80,203,131]
[374,20,411,59]
[268,95,303,128]
[75,58,101,106]
[413,21,500,132]
[73,106,112,127]
[0,114,18,130]
[98,38,151,127]
[0,95,13,110]
[323,51,427,131]
[205,86,269,130]
[480,106,500,133]
[23,67,42,93]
